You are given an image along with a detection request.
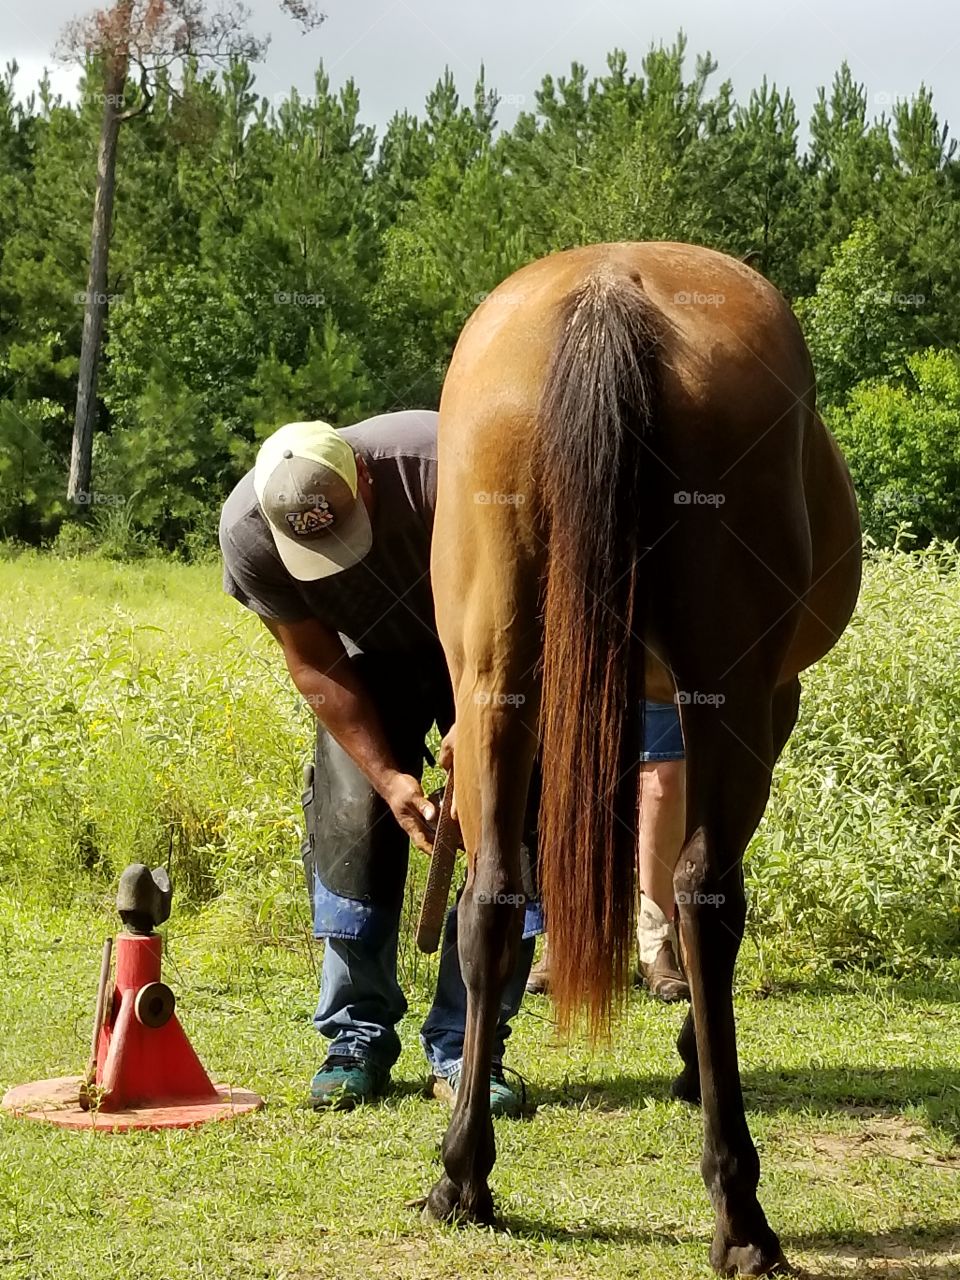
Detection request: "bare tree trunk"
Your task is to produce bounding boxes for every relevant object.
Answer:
[68,56,126,504]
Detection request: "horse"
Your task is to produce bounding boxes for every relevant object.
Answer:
[426,241,861,1276]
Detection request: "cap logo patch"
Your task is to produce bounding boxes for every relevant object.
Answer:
[285,497,335,537]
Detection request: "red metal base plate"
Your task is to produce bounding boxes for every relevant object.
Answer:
[2,1076,263,1131]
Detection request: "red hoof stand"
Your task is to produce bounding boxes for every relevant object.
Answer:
[3,932,262,1131]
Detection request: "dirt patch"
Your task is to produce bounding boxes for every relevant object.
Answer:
[799,1230,960,1279]
[781,1116,960,1172]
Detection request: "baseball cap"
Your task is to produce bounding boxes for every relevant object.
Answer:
[253,421,373,581]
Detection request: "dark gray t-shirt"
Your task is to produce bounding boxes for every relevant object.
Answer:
[219,410,439,654]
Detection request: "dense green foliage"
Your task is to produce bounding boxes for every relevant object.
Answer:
[1,41,959,548]
[833,351,960,544]
[1,549,958,974]
[751,543,960,969]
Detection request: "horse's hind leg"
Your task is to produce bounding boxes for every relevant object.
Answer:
[671,676,801,1110]
[673,673,789,1277]
[424,686,536,1224]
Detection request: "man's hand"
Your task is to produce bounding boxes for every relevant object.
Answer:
[384,773,437,857]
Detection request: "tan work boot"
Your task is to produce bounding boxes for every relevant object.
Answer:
[525,940,551,995]
[637,896,690,1003]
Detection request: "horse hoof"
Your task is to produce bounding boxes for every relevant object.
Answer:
[422,1174,495,1226]
[711,1234,790,1276]
[669,1070,701,1105]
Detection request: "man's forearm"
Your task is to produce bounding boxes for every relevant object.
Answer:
[289,661,402,797]
[263,615,412,801]
[263,617,436,855]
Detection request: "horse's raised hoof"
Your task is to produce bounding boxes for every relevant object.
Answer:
[670,1070,702,1105]
[422,1173,495,1227]
[711,1228,790,1277]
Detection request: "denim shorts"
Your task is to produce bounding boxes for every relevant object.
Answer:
[639,698,684,761]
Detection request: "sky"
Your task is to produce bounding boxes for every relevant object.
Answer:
[3,0,959,145]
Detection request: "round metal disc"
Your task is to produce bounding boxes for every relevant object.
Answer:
[134,982,176,1028]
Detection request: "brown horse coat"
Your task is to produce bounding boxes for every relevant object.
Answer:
[426,242,860,1277]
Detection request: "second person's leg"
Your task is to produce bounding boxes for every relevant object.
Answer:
[637,698,689,1002]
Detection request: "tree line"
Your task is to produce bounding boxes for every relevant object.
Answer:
[1,35,958,553]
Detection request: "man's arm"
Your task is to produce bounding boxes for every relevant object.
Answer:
[263,617,437,855]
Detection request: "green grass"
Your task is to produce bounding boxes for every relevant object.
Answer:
[2,900,960,1279]
[3,546,960,972]
[2,549,960,1278]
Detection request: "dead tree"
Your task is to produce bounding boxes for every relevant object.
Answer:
[60,0,323,504]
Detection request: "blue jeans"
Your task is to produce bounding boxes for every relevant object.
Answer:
[639,697,685,761]
[314,902,535,1078]
[305,651,539,1080]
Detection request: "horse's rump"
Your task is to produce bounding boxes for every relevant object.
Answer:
[434,241,858,1032]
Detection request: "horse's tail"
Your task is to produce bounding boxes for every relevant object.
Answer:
[536,270,662,1035]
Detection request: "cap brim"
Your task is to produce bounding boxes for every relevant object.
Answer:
[272,498,373,581]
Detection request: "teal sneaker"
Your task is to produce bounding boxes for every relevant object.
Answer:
[428,1067,529,1119]
[310,1054,389,1111]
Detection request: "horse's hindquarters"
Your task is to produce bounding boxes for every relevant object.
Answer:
[782,417,861,679]
[427,240,861,1275]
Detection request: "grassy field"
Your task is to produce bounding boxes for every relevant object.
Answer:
[2,903,960,1280]
[1,550,959,1278]
[3,547,960,968]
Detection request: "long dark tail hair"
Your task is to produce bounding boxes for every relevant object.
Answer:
[536,270,662,1034]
